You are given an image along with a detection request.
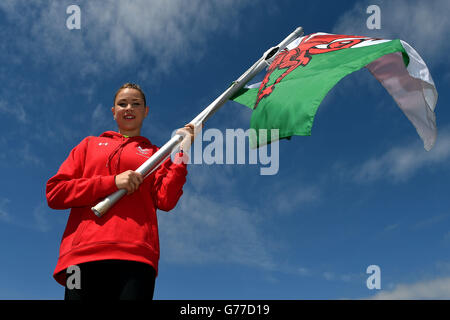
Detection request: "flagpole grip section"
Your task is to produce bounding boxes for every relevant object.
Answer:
[91,189,127,218]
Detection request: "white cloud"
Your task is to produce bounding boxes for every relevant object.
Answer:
[436,261,450,273]
[32,201,53,233]
[157,188,275,270]
[184,155,322,215]
[350,127,450,183]
[332,0,450,66]
[0,0,255,78]
[273,185,321,213]
[296,267,310,276]
[323,271,334,281]
[0,100,27,124]
[0,198,12,223]
[86,103,114,136]
[153,135,324,271]
[0,0,258,152]
[384,223,399,232]
[367,277,450,299]
[412,214,449,231]
[156,166,346,281]
[0,139,44,168]
[18,143,44,167]
[0,197,65,232]
[322,270,362,283]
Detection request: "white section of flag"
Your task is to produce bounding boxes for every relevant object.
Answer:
[366,40,438,151]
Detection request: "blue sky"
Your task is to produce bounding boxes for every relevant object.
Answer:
[0,0,449,299]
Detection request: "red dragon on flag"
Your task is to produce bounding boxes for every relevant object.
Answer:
[255,34,381,109]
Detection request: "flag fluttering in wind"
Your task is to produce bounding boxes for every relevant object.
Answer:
[231,32,438,150]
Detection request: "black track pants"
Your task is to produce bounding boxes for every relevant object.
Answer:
[64,260,156,301]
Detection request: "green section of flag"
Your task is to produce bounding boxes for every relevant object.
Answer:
[231,39,408,148]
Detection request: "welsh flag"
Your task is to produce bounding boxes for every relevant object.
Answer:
[231,32,438,150]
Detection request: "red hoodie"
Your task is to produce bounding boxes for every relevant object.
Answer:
[46,131,188,286]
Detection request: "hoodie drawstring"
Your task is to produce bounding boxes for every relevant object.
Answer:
[106,138,133,174]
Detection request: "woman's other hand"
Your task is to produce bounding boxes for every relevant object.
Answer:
[176,123,202,152]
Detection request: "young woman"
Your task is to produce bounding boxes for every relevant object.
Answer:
[46,83,196,300]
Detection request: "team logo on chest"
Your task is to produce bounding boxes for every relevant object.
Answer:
[136,146,151,155]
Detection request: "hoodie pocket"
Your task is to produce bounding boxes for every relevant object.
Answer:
[70,209,154,249]
[71,218,91,247]
[70,208,99,247]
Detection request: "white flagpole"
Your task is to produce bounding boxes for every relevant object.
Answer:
[92,26,304,217]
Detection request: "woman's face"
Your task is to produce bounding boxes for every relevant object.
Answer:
[111,88,149,136]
